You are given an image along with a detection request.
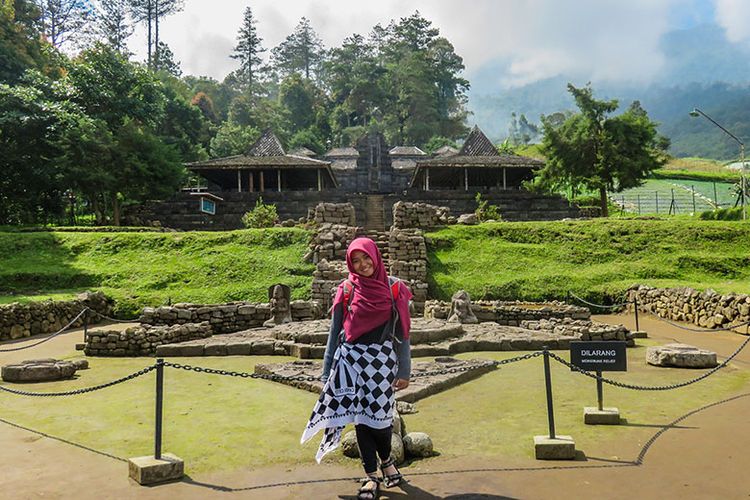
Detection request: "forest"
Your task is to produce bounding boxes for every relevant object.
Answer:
[1,1,470,224]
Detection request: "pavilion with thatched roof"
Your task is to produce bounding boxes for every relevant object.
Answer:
[410,126,544,191]
[186,130,337,193]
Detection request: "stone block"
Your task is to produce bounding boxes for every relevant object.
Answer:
[631,330,648,338]
[646,344,718,368]
[128,453,184,485]
[583,407,621,425]
[225,342,252,356]
[533,435,576,460]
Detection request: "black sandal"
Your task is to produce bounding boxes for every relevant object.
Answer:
[357,475,380,500]
[380,458,403,488]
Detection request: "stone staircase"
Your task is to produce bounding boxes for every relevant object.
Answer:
[365,194,385,231]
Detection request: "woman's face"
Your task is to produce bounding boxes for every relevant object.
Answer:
[350,250,375,277]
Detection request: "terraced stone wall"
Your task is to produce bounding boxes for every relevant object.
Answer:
[85,322,212,356]
[424,300,590,325]
[0,292,113,341]
[138,300,322,334]
[628,285,750,330]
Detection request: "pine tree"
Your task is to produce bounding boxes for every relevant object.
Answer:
[230,6,264,90]
[271,17,324,80]
[153,40,180,76]
[130,0,183,69]
[93,0,133,53]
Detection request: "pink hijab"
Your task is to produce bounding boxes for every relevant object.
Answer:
[332,238,412,342]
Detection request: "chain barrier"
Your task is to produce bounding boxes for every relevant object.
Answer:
[163,362,322,381]
[0,364,156,397]
[85,309,138,324]
[546,334,750,391]
[568,292,631,309]
[645,313,750,333]
[0,309,88,353]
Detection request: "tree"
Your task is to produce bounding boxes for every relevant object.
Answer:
[0,0,49,83]
[93,0,132,53]
[230,6,264,90]
[518,113,539,145]
[153,40,180,76]
[279,72,323,132]
[130,0,183,69]
[270,17,324,80]
[538,84,668,216]
[35,0,95,49]
[209,121,259,157]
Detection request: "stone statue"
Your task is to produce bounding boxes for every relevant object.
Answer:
[447,290,478,324]
[264,284,293,327]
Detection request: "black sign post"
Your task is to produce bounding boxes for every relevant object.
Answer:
[570,341,627,423]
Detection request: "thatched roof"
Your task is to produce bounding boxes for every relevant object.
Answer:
[324,147,359,158]
[289,147,317,157]
[389,146,426,156]
[433,145,458,157]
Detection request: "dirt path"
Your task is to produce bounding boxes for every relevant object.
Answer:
[2,315,750,499]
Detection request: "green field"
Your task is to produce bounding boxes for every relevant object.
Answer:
[0,229,314,316]
[0,344,746,474]
[612,178,738,215]
[425,219,750,303]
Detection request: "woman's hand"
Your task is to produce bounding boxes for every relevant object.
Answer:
[393,378,409,390]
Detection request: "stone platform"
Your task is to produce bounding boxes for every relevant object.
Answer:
[1,358,89,383]
[154,316,634,358]
[254,357,497,403]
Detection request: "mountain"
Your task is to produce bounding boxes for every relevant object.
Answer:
[468,23,750,160]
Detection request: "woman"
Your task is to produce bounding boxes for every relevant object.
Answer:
[301,237,412,499]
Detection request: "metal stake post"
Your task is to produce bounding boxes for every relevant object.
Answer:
[155,358,164,459]
[596,369,604,411]
[83,309,89,339]
[542,349,556,439]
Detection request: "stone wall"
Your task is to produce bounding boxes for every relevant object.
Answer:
[304,223,361,264]
[84,322,212,356]
[392,201,450,229]
[138,300,322,333]
[0,292,113,341]
[425,300,591,325]
[314,203,356,226]
[627,285,750,330]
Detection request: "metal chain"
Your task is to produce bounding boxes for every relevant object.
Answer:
[85,309,138,324]
[0,364,157,397]
[163,362,321,381]
[0,309,88,352]
[547,335,750,391]
[412,351,542,378]
[645,313,750,333]
[568,292,631,309]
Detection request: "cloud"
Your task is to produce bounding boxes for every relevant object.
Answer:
[127,0,677,87]
[714,0,750,42]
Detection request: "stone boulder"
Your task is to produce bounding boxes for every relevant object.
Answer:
[1,358,86,382]
[391,433,405,464]
[646,343,718,368]
[341,430,359,458]
[403,432,434,458]
[457,213,478,225]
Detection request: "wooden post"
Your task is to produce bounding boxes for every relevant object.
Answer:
[277,169,282,192]
[249,171,254,192]
[317,169,322,191]
[260,171,265,192]
[237,169,242,193]
[503,168,507,189]
[425,169,430,191]
[464,168,469,191]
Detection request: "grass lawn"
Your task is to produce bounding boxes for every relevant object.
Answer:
[0,228,314,316]
[426,219,750,303]
[1,343,747,475]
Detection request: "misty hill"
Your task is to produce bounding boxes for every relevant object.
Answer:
[468,24,750,160]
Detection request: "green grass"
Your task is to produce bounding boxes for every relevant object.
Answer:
[1,344,747,474]
[0,228,314,316]
[653,157,741,183]
[425,219,750,302]
[613,178,737,214]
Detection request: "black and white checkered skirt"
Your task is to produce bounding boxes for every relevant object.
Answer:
[301,340,397,463]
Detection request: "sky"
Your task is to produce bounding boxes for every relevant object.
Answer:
[129,0,750,90]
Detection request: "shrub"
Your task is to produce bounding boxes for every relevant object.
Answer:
[475,193,502,222]
[699,207,743,221]
[241,197,278,228]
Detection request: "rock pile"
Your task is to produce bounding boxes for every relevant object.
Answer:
[520,318,631,342]
[392,201,450,229]
[311,259,348,307]
[138,301,321,334]
[304,223,361,263]
[425,300,590,325]
[628,285,750,330]
[314,203,356,226]
[2,358,89,382]
[0,292,113,341]
[84,322,212,356]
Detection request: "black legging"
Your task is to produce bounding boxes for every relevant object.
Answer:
[355,424,392,474]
